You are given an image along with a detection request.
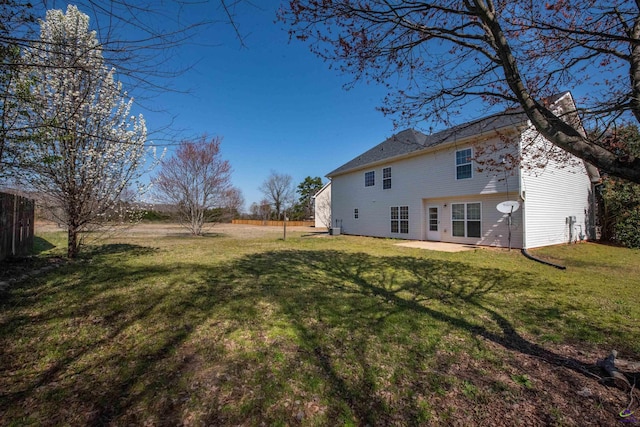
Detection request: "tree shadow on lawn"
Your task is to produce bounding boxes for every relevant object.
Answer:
[80,242,160,257]
[0,247,622,425]
[0,236,61,281]
[224,250,610,424]
[33,235,56,254]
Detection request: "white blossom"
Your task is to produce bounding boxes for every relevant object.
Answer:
[14,5,151,257]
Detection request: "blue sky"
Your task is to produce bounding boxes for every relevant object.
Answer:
[119,1,398,209]
[27,2,615,210]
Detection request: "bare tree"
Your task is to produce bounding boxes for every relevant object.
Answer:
[153,135,232,236]
[280,0,640,183]
[218,186,245,222]
[259,171,295,221]
[15,5,149,258]
[248,202,259,219]
[248,199,273,222]
[258,198,272,223]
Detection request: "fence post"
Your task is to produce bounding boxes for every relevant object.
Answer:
[12,193,17,256]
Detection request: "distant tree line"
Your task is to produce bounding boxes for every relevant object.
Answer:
[251,173,324,222]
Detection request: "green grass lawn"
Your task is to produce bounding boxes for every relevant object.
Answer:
[1,230,639,426]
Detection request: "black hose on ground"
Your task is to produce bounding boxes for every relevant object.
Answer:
[521,248,567,270]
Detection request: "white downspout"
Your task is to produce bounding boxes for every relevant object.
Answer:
[519,133,527,250]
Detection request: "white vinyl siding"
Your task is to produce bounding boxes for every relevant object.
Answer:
[313,182,331,229]
[330,136,520,242]
[329,133,521,243]
[425,195,523,247]
[519,126,594,248]
[329,93,593,249]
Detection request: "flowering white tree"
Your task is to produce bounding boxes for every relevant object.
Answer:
[1,1,249,179]
[0,56,21,179]
[16,5,148,258]
[0,2,36,177]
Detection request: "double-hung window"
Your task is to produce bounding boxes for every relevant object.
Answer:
[399,206,409,233]
[391,206,409,234]
[383,167,392,189]
[456,148,473,180]
[354,208,359,219]
[365,170,375,187]
[391,207,399,233]
[451,202,481,238]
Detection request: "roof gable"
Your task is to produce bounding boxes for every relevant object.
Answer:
[327,111,528,177]
[312,181,331,199]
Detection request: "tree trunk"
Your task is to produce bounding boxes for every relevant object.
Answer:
[597,350,636,390]
[67,225,79,258]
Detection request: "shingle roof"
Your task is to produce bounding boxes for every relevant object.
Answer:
[327,111,529,177]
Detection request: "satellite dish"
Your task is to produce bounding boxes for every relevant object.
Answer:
[497,200,520,214]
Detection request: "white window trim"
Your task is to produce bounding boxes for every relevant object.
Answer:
[455,148,473,180]
[451,202,482,238]
[365,170,375,187]
[390,205,409,234]
[383,166,392,189]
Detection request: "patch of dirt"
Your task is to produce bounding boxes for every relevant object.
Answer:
[426,339,637,426]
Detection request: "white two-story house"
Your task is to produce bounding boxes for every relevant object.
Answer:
[327,92,600,249]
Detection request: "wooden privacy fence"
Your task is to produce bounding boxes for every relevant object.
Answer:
[0,192,35,261]
[232,219,314,227]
